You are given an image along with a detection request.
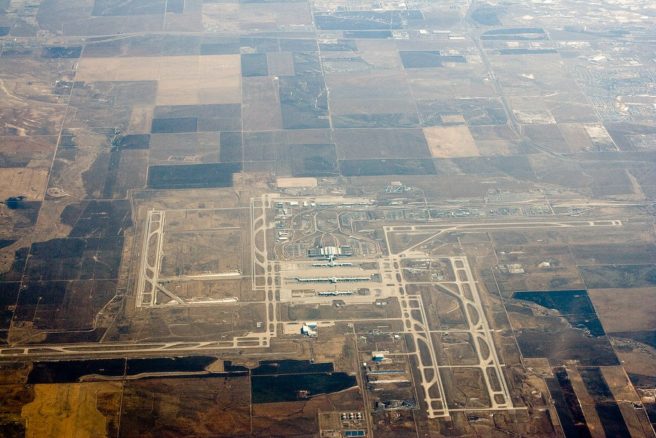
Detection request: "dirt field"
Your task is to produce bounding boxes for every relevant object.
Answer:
[584,124,616,149]
[0,136,57,167]
[423,125,479,158]
[563,366,605,437]
[589,288,656,333]
[612,339,656,377]
[0,384,33,436]
[127,106,153,133]
[559,123,595,152]
[441,114,466,124]
[161,229,241,275]
[601,366,654,438]
[0,167,49,201]
[21,383,122,438]
[75,55,241,105]
[252,388,364,436]
[119,376,251,438]
[202,3,240,32]
[277,177,318,188]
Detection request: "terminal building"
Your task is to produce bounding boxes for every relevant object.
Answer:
[318,290,354,297]
[308,245,354,258]
[312,260,353,268]
[301,321,318,337]
[295,276,370,284]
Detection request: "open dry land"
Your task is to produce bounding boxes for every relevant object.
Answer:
[21,383,122,438]
[0,168,49,201]
[76,55,241,105]
[423,125,480,158]
[1,0,655,436]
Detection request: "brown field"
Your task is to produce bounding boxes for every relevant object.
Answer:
[441,114,466,124]
[161,229,241,275]
[312,325,355,371]
[512,110,555,125]
[239,2,312,28]
[387,231,439,254]
[0,167,49,201]
[407,69,497,99]
[127,106,153,133]
[0,384,33,435]
[267,52,295,77]
[559,123,595,152]
[601,366,654,438]
[584,124,616,148]
[21,383,122,438]
[277,177,318,188]
[252,388,364,436]
[0,102,67,137]
[602,366,641,404]
[358,39,401,69]
[0,0,653,436]
[563,366,605,437]
[242,77,283,131]
[164,208,243,230]
[0,136,57,167]
[326,71,411,102]
[612,338,656,377]
[0,362,31,385]
[202,3,240,32]
[119,376,251,438]
[423,125,479,158]
[75,55,241,105]
[589,288,656,333]
[252,400,319,436]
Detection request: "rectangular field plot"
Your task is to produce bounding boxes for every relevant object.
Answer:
[509,290,619,366]
[135,208,253,308]
[147,162,241,189]
[334,128,430,160]
[148,133,220,164]
[160,229,241,276]
[241,53,268,77]
[423,125,479,158]
[75,55,241,105]
[339,159,436,176]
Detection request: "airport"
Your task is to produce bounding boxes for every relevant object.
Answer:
[0,0,654,435]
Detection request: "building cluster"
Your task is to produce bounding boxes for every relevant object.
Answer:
[308,245,354,258]
[318,290,354,296]
[300,321,318,337]
[295,276,370,284]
